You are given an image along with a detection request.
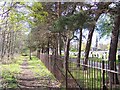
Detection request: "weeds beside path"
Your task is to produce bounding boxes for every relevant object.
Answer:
[16,56,61,90]
[1,56,61,90]
[1,55,23,89]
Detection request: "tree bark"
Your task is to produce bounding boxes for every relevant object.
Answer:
[55,36,58,57]
[64,38,70,89]
[47,39,49,55]
[37,48,40,58]
[77,28,82,67]
[64,38,70,70]
[83,13,101,69]
[29,48,32,60]
[6,32,10,61]
[108,13,120,84]
[10,31,14,59]
[1,31,5,60]
[8,31,12,61]
[57,2,61,56]
[84,27,95,65]
[41,46,44,53]
[58,33,62,56]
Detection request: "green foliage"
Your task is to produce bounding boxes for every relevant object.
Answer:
[70,47,77,52]
[27,2,48,26]
[51,11,88,33]
[31,2,43,11]
[0,2,29,32]
[9,10,25,23]
[2,71,18,88]
[96,14,113,38]
[1,56,24,89]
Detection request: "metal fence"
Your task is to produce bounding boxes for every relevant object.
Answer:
[39,54,120,90]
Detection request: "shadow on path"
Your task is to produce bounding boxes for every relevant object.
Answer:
[16,57,60,90]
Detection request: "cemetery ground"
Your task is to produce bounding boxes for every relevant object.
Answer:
[1,55,61,90]
[68,52,119,64]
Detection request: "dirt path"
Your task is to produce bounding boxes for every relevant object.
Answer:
[16,57,60,90]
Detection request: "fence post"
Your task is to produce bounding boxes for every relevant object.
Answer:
[102,60,106,90]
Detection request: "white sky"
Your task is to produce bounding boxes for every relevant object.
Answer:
[78,30,111,47]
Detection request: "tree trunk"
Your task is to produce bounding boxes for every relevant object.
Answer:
[7,32,10,61]
[64,38,70,69]
[37,48,40,59]
[10,31,14,60]
[83,27,95,66]
[8,31,12,61]
[58,33,62,56]
[41,46,44,53]
[83,13,101,69]
[57,2,62,56]
[1,31,5,60]
[47,39,49,55]
[64,38,70,89]
[55,36,58,57]
[77,28,82,67]
[108,13,120,84]
[29,48,32,60]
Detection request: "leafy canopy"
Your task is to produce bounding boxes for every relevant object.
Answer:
[51,11,88,33]
[27,2,48,26]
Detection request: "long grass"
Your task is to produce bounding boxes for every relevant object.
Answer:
[1,55,24,89]
[27,56,56,80]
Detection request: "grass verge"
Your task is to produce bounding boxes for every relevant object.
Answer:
[27,56,56,80]
[1,55,24,89]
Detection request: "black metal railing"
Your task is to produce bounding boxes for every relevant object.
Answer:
[39,54,120,90]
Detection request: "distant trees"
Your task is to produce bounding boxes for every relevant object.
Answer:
[0,2,47,62]
[0,2,27,63]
